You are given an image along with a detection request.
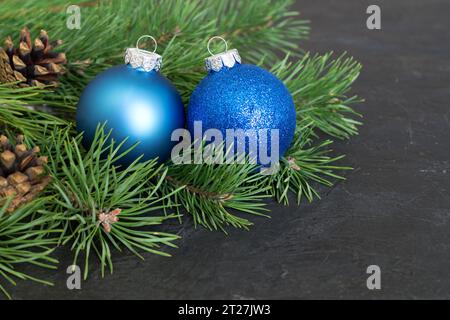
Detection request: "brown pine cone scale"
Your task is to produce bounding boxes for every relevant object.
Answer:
[0,28,66,87]
[0,135,51,213]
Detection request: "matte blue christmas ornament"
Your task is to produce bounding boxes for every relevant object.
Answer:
[187,37,296,165]
[76,35,185,165]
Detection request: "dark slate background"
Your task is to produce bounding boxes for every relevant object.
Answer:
[5,0,450,299]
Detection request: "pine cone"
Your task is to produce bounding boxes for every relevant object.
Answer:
[0,28,66,87]
[0,135,51,213]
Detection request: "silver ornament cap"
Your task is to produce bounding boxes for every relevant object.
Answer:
[125,35,162,72]
[205,36,241,72]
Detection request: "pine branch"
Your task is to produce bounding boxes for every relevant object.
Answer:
[212,0,309,63]
[0,83,68,137]
[273,53,363,139]
[1,0,310,108]
[0,197,62,299]
[264,126,352,205]
[45,125,181,279]
[256,53,362,205]
[161,156,270,232]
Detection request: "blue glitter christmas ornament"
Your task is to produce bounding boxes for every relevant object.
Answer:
[76,36,185,165]
[187,37,296,165]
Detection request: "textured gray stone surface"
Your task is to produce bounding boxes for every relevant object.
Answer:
[6,0,450,299]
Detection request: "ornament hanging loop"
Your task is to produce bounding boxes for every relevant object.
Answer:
[205,36,241,72]
[207,36,228,55]
[136,35,158,53]
[125,35,162,72]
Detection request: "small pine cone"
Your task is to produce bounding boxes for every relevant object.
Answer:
[0,28,66,87]
[0,134,51,213]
